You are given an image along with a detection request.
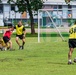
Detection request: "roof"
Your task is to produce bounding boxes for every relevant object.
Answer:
[43,0,76,5]
[1,0,76,5]
[43,0,65,3]
[2,0,65,3]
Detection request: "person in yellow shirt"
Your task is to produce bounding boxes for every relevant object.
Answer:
[14,20,26,50]
[0,38,9,51]
[0,38,6,50]
[68,20,76,64]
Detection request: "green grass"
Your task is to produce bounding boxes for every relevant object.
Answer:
[0,34,76,75]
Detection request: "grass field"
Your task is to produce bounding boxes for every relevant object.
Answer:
[0,33,76,75]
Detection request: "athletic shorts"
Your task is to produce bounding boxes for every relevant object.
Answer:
[68,39,76,48]
[16,34,24,39]
[3,36,10,43]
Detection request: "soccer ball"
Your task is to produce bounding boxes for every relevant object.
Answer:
[74,58,76,63]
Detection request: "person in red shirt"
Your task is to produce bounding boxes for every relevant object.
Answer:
[3,26,14,50]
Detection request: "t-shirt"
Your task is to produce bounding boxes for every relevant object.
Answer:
[69,25,76,39]
[3,30,12,38]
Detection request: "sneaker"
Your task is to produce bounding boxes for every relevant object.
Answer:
[0,47,3,51]
[19,46,22,50]
[68,61,73,65]
[22,45,24,49]
[7,47,10,50]
[2,47,7,51]
[74,58,76,63]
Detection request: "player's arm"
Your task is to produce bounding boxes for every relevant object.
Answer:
[3,29,9,36]
[3,30,5,36]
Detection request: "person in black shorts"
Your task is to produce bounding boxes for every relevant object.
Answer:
[14,20,26,50]
[68,21,76,64]
[3,26,14,50]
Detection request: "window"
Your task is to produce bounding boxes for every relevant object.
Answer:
[0,4,3,13]
[58,5,62,9]
[43,5,53,9]
[54,5,57,9]
[11,5,15,11]
[72,5,76,9]
[68,5,72,9]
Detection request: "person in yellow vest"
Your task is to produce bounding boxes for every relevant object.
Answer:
[68,20,76,64]
[0,38,10,50]
[0,38,7,50]
[14,20,26,50]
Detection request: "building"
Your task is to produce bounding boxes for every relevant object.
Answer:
[43,0,76,19]
[0,0,27,26]
[41,0,76,27]
[0,0,76,26]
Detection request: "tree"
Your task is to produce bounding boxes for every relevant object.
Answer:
[65,0,76,4]
[6,0,43,34]
[65,0,70,4]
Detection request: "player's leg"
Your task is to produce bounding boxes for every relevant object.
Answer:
[68,39,74,64]
[21,38,25,49]
[68,48,74,64]
[8,40,12,49]
[18,35,25,50]
[0,38,3,50]
[6,42,10,49]
[20,34,25,49]
[7,40,15,50]
[0,44,3,50]
[3,36,10,50]
[16,36,22,49]
[5,42,10,50]
[16,36,20,46]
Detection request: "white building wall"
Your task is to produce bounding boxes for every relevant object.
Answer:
[0,14,4,26]
[3,5,10,18]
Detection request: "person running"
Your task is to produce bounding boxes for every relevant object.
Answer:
[68,20,76,64]
[14,20,26,50]
[3,26,14,50]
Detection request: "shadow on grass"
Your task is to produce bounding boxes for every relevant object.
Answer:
[41,33,69,37]
[47,61,68,65]
[12,32,69,37]
[0,58,24,62]
[0,32,69,37]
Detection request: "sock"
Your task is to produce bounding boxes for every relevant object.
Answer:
[22,42,25,46]
[68,59,72,62]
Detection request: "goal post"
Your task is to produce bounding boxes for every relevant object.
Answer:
[38,9,66,43]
